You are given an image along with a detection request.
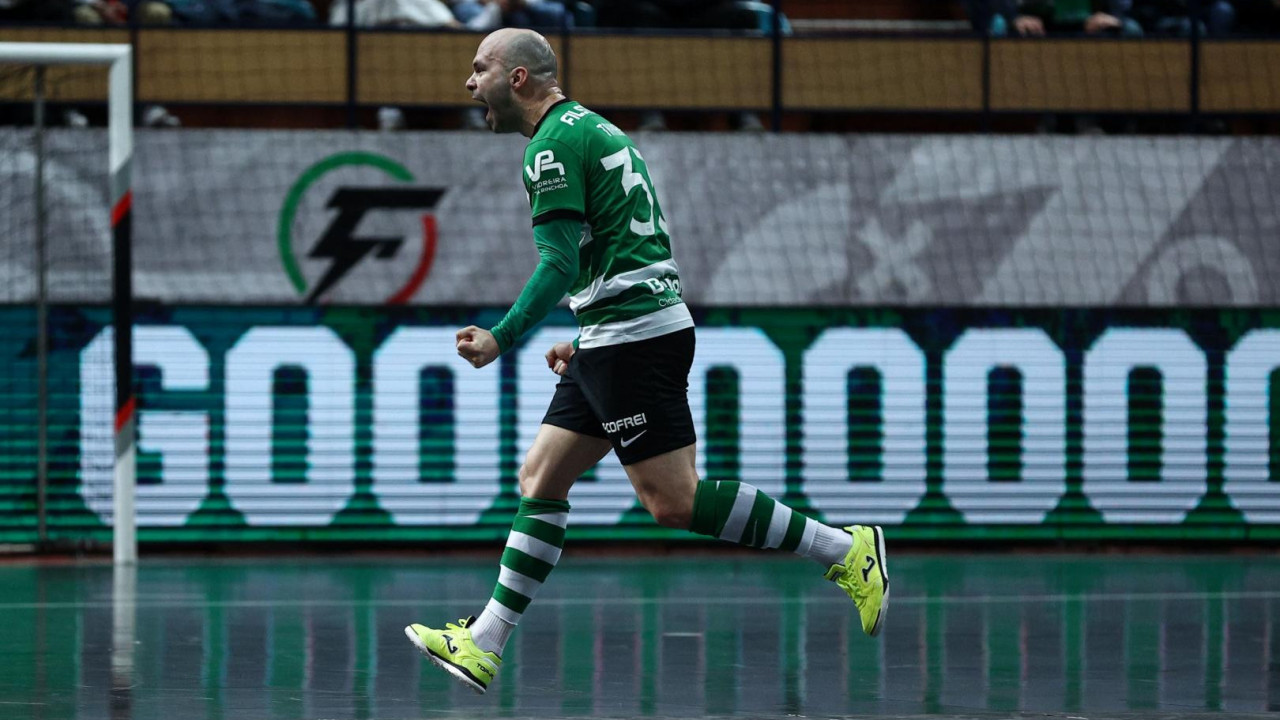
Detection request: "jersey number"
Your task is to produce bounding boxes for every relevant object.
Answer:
[600,147,667,238]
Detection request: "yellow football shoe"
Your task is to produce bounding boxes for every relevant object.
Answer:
[824,525,889,636]
[404,616,501,694]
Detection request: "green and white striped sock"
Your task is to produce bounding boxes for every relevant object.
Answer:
[468,497,570,655]
[689,480,851,568]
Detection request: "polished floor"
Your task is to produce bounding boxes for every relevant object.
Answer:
[0,553,1277,719]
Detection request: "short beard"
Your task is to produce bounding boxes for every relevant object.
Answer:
[487,87,520,134]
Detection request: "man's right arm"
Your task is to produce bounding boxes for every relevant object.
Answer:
[483,136,589,354]
[488,218,581,354]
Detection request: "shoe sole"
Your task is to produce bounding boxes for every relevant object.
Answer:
[868,525,889,638]
[403,626,488,695]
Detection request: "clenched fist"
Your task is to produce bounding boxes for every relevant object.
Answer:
[545,341,574,376]
[456,326,500,368]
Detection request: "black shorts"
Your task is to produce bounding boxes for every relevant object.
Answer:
[542,328,696,465]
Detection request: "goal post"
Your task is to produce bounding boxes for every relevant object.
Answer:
[0,42,135,564]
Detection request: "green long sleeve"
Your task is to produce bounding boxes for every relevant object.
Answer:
[490,218,581,354]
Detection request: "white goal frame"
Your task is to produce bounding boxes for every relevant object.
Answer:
[0,42,136,564]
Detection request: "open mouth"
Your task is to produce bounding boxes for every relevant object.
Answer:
[473,97,492,125]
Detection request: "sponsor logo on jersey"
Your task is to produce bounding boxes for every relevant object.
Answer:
[644,278,682,295]
[525,150,566,182]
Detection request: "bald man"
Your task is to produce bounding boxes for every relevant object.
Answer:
[404,29,889,695]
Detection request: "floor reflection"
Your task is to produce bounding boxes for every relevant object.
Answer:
[0,554,1276,719]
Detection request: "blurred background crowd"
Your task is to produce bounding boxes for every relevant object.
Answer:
[2,0,1275,37]
[2,0,1276,133]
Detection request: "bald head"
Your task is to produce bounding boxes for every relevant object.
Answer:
[482,28,558,85]
[467,29,566,136]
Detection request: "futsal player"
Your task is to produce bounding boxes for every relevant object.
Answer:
[404,28,888,694]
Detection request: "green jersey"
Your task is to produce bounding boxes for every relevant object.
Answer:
[522,99,691,349]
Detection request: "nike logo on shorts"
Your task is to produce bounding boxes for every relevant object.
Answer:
[620,430,647,447]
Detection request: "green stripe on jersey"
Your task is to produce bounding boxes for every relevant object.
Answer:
[569,258,680,313]
[575,284,682,327]
[576,303,693,349]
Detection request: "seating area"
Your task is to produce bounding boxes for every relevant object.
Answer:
[5,0,1278,39]
[1,0,1278,133]
[18,0,1278,34]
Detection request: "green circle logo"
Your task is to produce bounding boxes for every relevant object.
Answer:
[278,152,444,304]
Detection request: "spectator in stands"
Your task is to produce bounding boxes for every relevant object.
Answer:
[590,0,758,30]
[0,0,76,22]
[966,0,1142,36]
[73,0,173,24]
[589,0,765,131]
[330,0,461,27]
[966,0,1141,133]
[1129,0,1235,35]
[70,0,180,125]
[111,0,316,25]
[237,0,317,24]
[330,0,463,129]
[451,0,571,30]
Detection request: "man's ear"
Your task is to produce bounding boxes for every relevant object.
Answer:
[510,67,528,88]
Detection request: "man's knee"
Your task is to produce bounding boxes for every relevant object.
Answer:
[645,500,691,529]
[518,461,569,500]
[634,482,693,529]
[517,462,537,497]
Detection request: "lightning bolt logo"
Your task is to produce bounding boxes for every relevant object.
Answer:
[278,152,446,305]
[305,188,443,303]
